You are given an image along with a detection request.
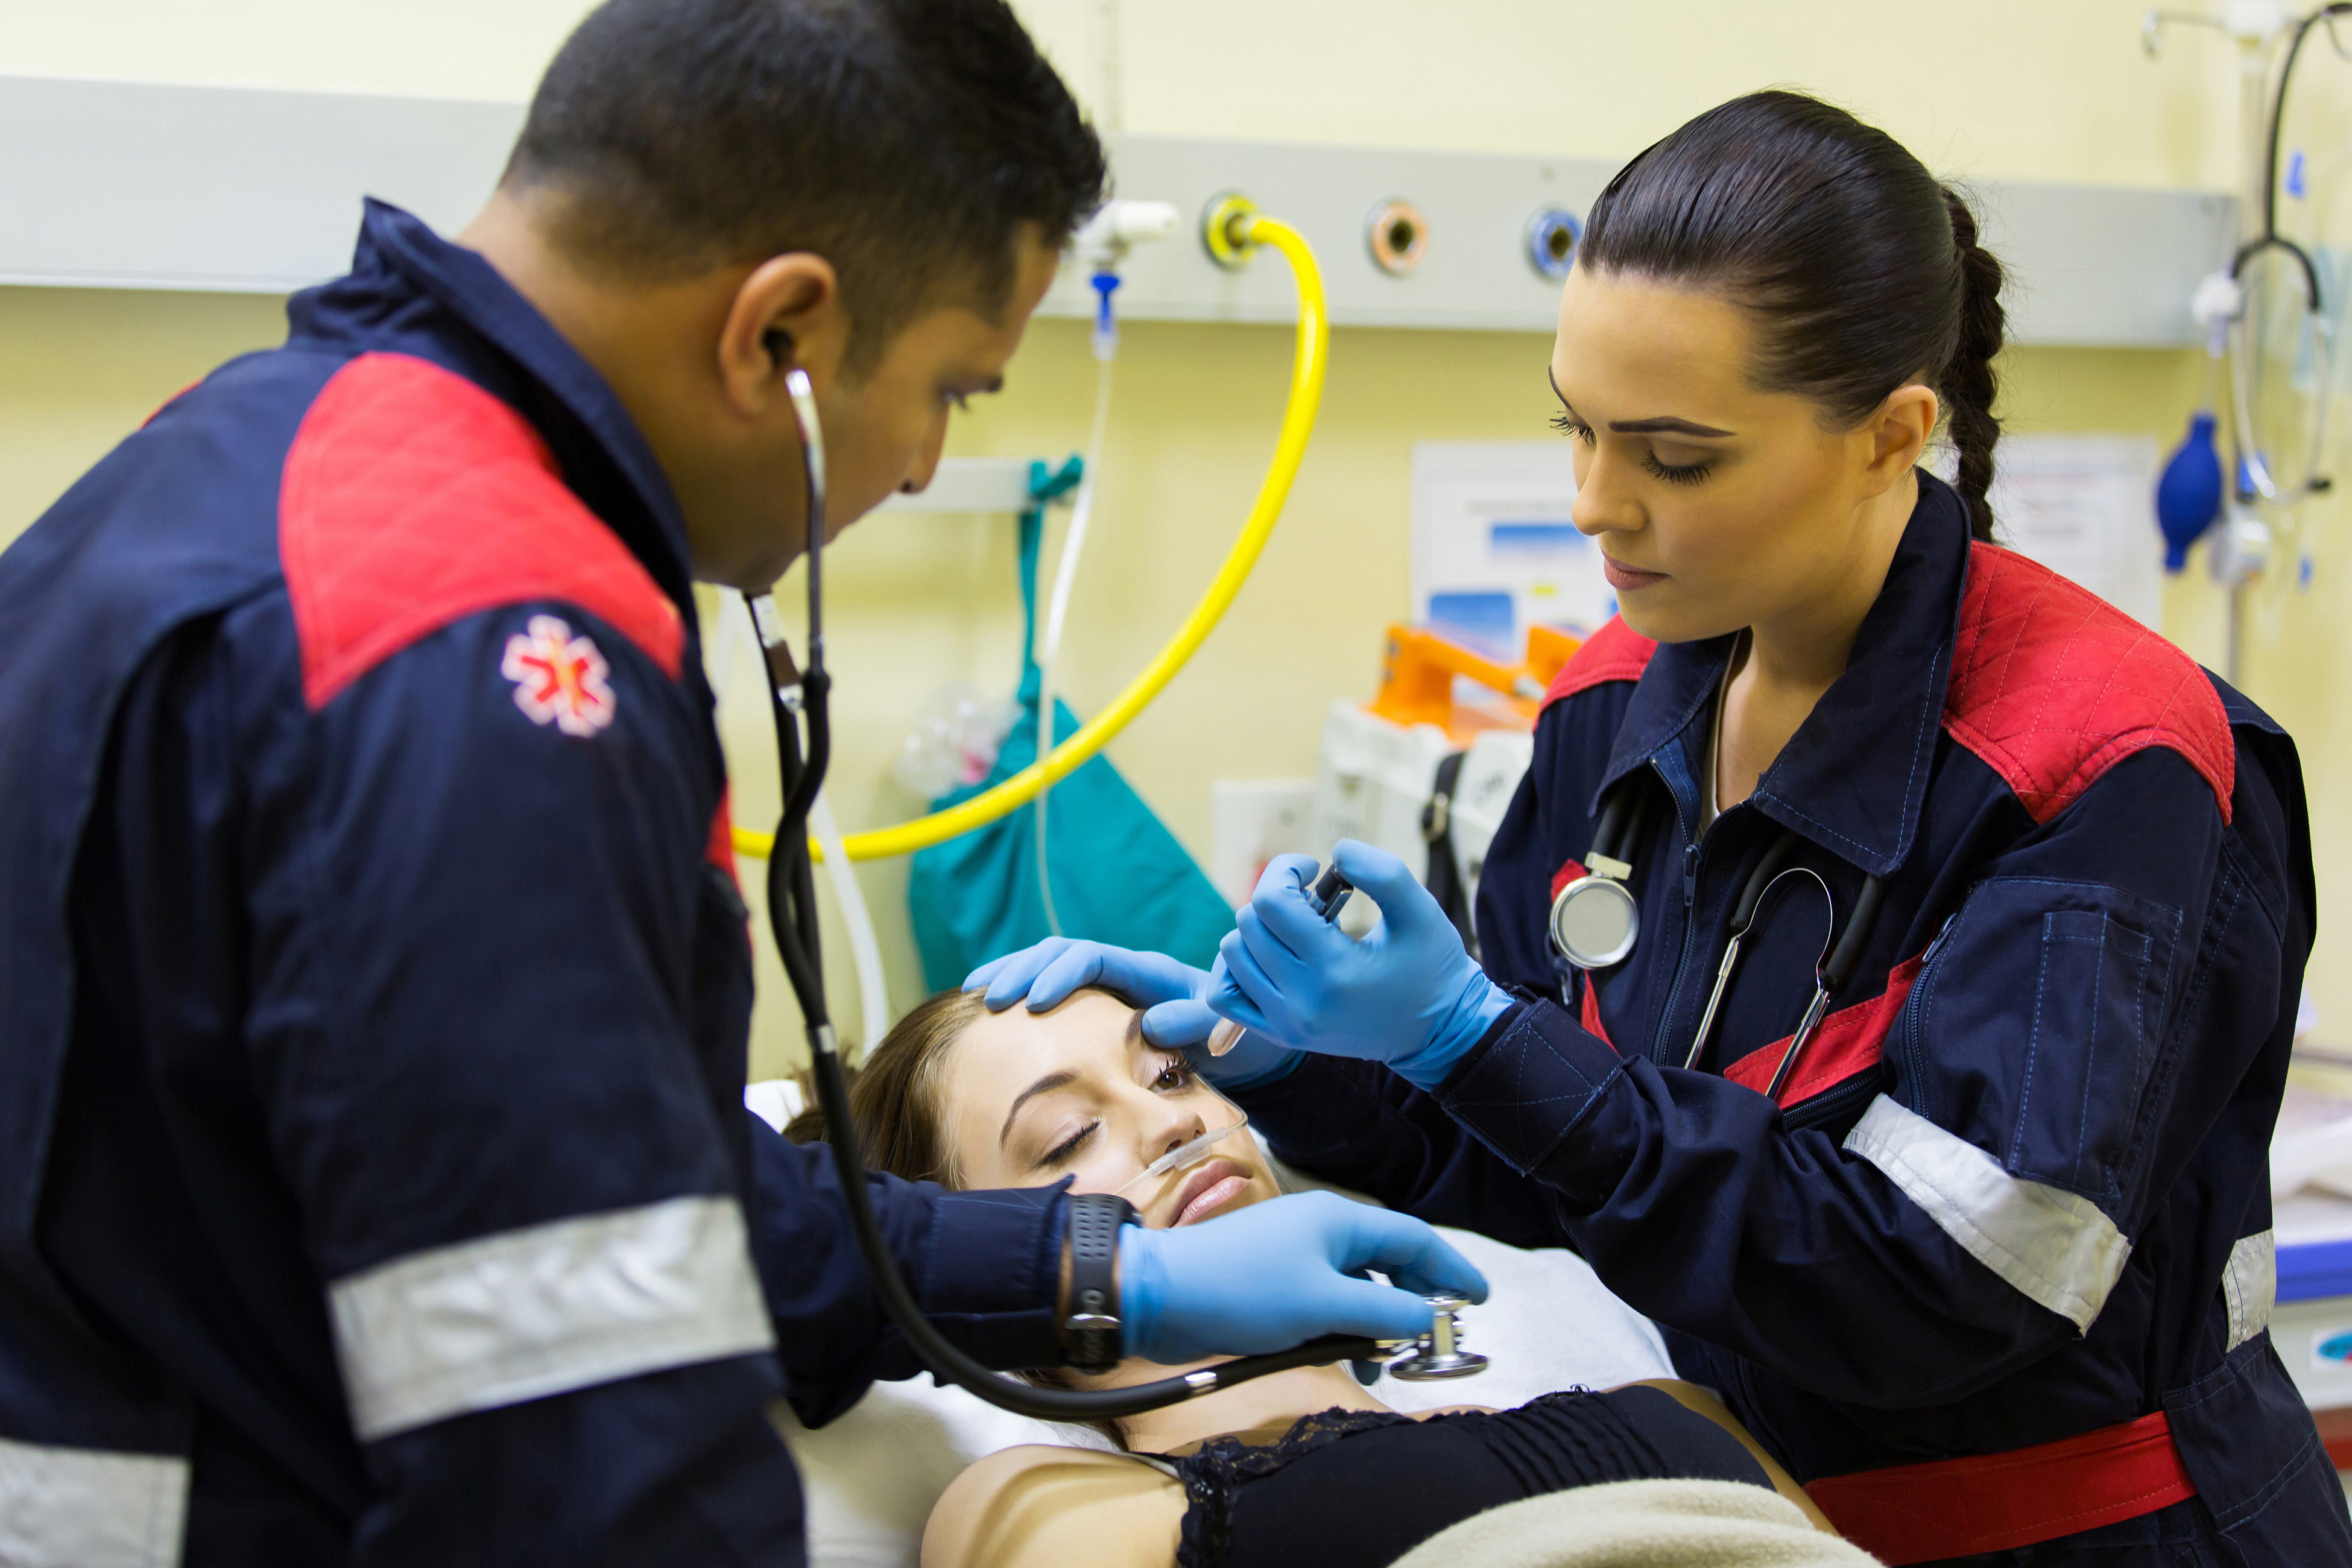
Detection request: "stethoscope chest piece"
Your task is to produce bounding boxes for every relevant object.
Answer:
[1549,862,1639,970]
[1550,782,1651,973]
[1386,1294,1488,1382]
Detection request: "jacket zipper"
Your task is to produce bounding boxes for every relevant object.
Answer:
[1647,767,1705,1066]
[1783,1068,1884,1134]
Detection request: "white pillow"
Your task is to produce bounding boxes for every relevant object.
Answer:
[748,1080,1673,1568]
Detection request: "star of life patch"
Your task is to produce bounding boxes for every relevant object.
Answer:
[501,614,617,736]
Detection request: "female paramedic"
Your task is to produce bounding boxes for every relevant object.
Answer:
[974,92,2349,1566]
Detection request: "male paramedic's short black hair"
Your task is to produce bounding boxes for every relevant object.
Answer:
[505,0,1105,368]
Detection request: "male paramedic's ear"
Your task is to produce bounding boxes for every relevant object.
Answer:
[718,253,847,416]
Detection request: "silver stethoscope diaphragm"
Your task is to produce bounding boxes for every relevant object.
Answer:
[1549,782,1649,972]
[1386,1293,1487,1381]
[1549,865,1639,969]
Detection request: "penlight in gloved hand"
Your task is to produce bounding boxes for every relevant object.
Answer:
[1116,1189,1488,1364]
[1208,840,1515,1091]
[964,937,1306,1089]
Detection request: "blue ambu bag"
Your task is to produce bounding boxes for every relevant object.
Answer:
[908,475,1235,991]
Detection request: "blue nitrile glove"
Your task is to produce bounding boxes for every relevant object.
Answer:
[965,938,1304,1089]
[1208,841,1513,1091]
[1117,1189,1488,1364]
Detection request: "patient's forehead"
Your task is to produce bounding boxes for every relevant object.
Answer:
[949,990,1141,1091]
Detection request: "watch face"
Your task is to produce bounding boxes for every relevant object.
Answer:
[1550,875,1639,969]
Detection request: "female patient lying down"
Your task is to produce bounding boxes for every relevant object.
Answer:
[788,988,1839,1568]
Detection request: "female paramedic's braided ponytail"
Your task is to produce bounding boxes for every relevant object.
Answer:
[1581,91,2006,543]
[1939,188,2006,543]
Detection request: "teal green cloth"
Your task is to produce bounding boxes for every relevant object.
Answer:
[908,463,1236,992]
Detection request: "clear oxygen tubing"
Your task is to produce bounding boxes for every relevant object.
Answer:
[810,788,891,1055]
[757,364,1390,1423]
[733,213,1328,865]
[1032,280,1122,934]
[721,595,891,1054]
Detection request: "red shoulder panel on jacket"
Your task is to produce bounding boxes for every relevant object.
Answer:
[1944,543,2233,826]
[1541,616,1658,709]
[280,352,684,710]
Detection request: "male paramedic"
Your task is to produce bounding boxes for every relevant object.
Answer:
[0,2,1484,1563]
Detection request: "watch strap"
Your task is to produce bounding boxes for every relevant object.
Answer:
[1063,1192,1136,1373]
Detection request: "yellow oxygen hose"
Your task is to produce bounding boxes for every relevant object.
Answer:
[734,210,1326,864]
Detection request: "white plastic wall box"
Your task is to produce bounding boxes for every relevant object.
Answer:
[0,75,2236,347]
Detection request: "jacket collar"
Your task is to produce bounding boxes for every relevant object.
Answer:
[1593,470,1973,877]
[288,200,699,615]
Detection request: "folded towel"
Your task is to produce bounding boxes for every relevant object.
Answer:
[1389,1479,1883,1568]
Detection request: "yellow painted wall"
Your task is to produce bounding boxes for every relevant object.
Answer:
[7,2,2334,1074]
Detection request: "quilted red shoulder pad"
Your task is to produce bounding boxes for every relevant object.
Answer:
[1944,543,2233,826]
[1541,615,1659,709]
[280,352,684,710]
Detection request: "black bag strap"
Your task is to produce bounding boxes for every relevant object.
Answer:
[1420,751,1478,956]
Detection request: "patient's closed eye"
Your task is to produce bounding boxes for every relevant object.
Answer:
[1039,1122,1098,1169]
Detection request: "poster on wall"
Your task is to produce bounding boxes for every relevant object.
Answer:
[1981,433,2163,628]
[1409,441,1609,659]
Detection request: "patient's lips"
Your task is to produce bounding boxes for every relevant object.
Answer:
[1171,1158,1252,1227]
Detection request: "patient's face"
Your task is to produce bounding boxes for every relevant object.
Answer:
[941,991,1276,1229]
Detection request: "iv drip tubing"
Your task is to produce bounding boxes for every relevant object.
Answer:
[2217,2,2350,507]
[1034,350,1117,935]
[735,215,1327,864]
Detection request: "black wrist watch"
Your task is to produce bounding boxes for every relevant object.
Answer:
[1063,1192,1136,1373]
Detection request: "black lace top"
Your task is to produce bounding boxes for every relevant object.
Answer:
[1157,1386,1771,1568]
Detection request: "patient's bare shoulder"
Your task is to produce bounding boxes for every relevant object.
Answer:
[922,1444,1184,1568]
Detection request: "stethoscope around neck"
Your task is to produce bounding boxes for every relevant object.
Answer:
[1549,777,1888,1101]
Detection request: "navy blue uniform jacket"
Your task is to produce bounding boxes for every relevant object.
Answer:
[1234,474,2351,1563]
[0,203,1069,1566]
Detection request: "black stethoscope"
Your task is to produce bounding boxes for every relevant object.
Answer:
[748,364,1396,1420]
[1549,776,1887,1099]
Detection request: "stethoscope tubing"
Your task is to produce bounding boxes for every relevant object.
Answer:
[753,370,1385,1419]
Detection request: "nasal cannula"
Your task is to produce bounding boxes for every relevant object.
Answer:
[1116,1113,1253,1199]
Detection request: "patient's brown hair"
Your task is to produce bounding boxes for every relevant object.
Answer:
[783,988,984,1184]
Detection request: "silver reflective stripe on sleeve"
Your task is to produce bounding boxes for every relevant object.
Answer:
[0,1434,188,1568]
[2223,1228,2276,1351]
[1844,1095,2130,1333]
[330,1193,777,1442]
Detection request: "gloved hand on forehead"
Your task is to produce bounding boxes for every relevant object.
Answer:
[1207,841,1514,1091]
[964,937,1303,1089]
[1119,1189,1488,1364]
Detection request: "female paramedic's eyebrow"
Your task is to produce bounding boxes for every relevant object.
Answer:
[1546,367,1734,438]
